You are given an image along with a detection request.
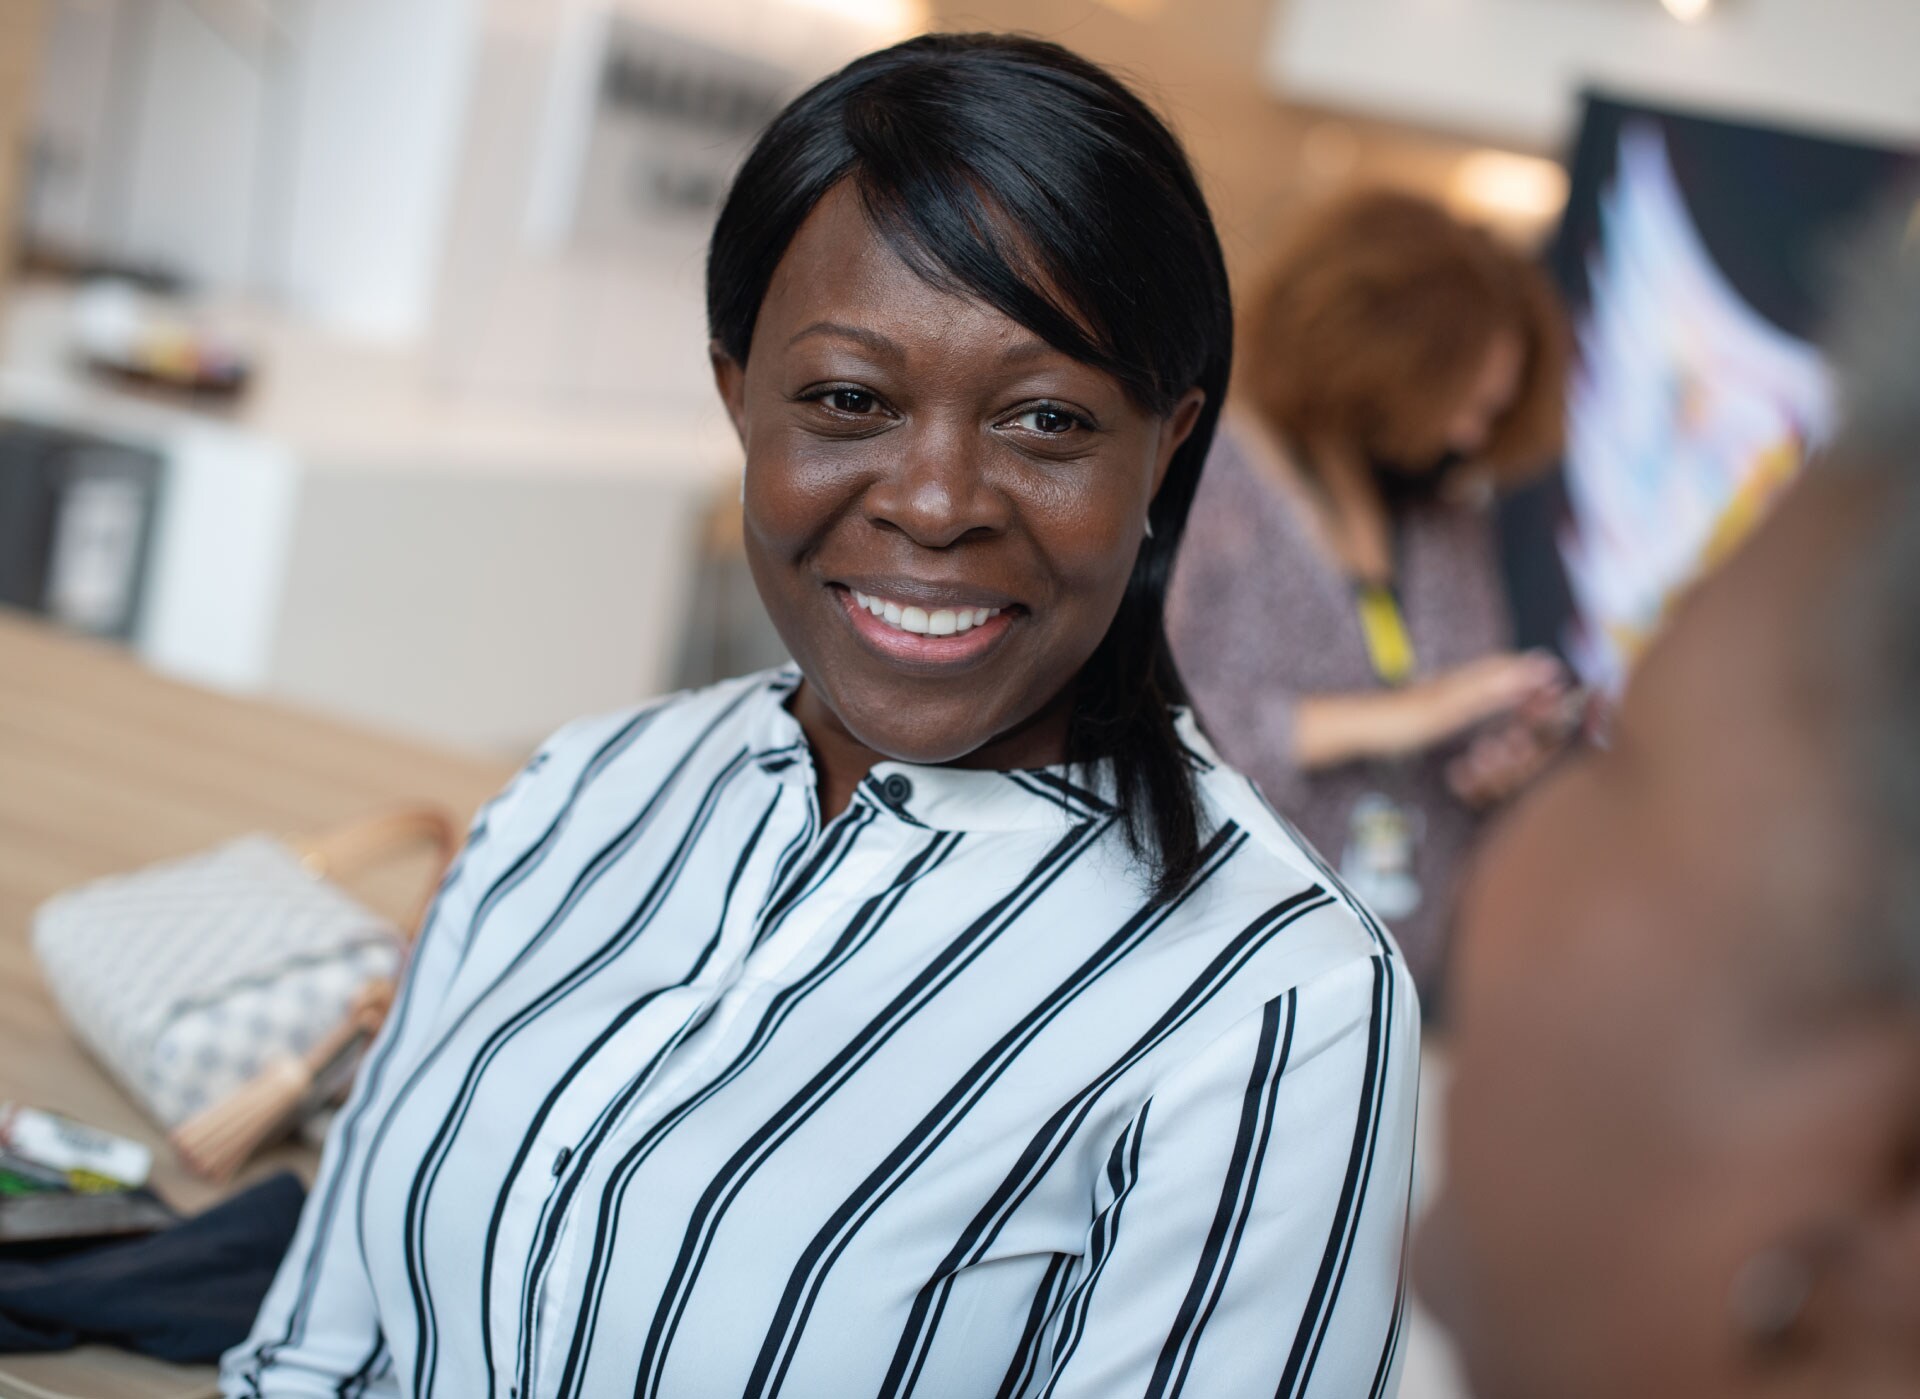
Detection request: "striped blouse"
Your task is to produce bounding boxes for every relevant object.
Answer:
[223,669,1420,1399]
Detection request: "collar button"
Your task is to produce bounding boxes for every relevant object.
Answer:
[879,773,914,808]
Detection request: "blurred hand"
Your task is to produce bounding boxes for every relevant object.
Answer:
[1394,652,1565,754]
[1291,651,1567,771]
[1444,679,1597,808]
[1446,720,1560,809]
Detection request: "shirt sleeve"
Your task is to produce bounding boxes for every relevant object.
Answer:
[220,758,544,1398]
[1026,951,1420,1399]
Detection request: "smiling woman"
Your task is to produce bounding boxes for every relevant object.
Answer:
[706,39,1233,894]
[223,33,1419,1399]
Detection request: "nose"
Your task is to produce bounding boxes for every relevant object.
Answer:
[863,422,1010,549]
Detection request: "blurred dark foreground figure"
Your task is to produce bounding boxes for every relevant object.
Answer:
[1417,232,1920,1398]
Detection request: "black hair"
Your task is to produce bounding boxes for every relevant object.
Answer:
[707,32,1233,899]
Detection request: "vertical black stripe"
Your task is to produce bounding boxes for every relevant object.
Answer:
[1366,1058,1419,1399]
[1276,958,1392,1399]
[1149,991,1297,1399]
[1302,958,1402,1398]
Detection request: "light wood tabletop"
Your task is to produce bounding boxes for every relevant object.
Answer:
[0,608,517,1399]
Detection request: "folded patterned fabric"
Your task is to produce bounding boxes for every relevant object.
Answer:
[0,1172,305,1362]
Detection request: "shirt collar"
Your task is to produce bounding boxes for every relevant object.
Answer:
[745,669,1169,834]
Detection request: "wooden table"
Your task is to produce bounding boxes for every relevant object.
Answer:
[0,610,516,1398]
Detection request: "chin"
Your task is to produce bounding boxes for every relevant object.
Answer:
[827,686,1008,766]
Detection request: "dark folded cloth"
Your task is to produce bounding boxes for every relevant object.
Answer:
[0,1172,304,1363]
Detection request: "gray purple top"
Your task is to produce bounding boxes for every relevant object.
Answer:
[1167,414,1513,993]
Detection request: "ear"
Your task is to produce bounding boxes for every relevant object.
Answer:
[1150,387,1208,499]
[1765,1051,1920,1397]
[711,340,749,446]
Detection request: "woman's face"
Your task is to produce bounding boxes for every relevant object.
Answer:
[713,182,1203,772]
[1371,329,1523,481]
[1416,472,1920,1399]
[1441,328,1524,459]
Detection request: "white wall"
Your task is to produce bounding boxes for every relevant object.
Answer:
[25,0,480,338]
[427,0,917,412]
[25,0,120,256]
[1268,0,1920,150]
[276,0,482,339]
[27,0,269,291]
[124,1,269,293]
[27,0,915,350]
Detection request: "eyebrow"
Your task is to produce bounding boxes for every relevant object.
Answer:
[787,321,900,355]
[785,319,1062,367]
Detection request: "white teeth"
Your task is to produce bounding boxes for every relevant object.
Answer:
[850,589,1003,638]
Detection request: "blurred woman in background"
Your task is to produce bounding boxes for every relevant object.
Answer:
[1169,191,1571,999]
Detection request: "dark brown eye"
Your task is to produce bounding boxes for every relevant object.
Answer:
[827,389,877,414]
[1012,405,1083,435]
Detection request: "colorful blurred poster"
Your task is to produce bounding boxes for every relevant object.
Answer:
[1500,94,1920,690]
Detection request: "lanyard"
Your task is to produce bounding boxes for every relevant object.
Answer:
[1354,582,1416,687]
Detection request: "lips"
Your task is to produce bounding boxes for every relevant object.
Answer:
[831,583,1018,667]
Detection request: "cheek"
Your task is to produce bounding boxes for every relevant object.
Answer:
[1010,453,1153,592]
[743,442,859,560]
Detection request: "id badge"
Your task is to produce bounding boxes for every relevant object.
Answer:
[1339,792,1424,920]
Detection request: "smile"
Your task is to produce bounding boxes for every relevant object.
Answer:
[833,584,1018,667]
[849,589,1002,636]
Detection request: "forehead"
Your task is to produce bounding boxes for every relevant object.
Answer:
[751,182,1040,360]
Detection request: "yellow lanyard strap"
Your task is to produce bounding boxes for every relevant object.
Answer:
[1354,583,1417,686]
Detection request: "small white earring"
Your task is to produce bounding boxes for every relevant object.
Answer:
[1143,516,1155,540]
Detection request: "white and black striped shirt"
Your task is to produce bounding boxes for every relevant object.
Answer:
[224,669,1419,1399]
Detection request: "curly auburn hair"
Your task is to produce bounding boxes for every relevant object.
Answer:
[1243,189,1569,485]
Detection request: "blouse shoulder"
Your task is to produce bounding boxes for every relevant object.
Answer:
[1179,712,1399,970]
[488,671,793,839]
